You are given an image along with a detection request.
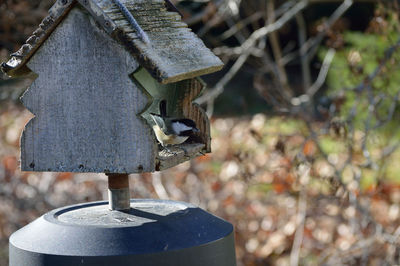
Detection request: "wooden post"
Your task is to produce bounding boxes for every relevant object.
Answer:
[107,174,130,211]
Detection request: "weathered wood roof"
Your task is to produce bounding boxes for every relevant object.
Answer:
[1,0,223,84]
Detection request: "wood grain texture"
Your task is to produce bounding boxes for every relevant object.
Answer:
[156,143,205,171]
[3,0,224,84]
[77,0,224,83]
[21,8,156,173]
[181,78,211,152]
[1,0,77,77]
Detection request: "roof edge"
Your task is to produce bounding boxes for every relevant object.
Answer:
[112,15,223,84]
[1,0,77,77]
[2,0,224,83]
[159,64,224,84]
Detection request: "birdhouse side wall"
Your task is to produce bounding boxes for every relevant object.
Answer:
[20,7,156,173]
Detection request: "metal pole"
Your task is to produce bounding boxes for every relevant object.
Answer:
[107,173,131,211]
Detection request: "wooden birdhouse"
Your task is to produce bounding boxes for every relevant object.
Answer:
[1,0,223,174]
[3,4,237,264]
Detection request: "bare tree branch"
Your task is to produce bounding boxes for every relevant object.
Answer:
[196,0,308,106]
[306,48,336,97]
[267,0,292,97]
[290,164,310,266]
[296,12,312,90]
[281,0,353,67]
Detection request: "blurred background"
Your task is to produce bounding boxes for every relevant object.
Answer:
[1,0,400,265]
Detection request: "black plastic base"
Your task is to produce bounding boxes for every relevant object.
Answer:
[9,199,236,266]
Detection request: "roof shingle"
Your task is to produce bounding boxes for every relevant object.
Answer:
[1,0,223,83]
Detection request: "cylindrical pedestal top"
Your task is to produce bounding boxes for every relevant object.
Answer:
[9,199,236,266]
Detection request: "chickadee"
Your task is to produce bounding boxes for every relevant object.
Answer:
[150,100,199,153]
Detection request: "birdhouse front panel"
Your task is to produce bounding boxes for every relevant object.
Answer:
[1,0,223,174]
[21,8,156,173]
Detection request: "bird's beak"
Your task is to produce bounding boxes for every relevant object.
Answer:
[193,127,200,133]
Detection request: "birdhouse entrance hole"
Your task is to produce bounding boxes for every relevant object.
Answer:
[133,68,210,170]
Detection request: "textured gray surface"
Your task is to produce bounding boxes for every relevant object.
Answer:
[92,0,224,83]
[157,143,205,171]
[57,200,191,227]
[1,0,76,77]
[21,8,156,173]
[9,200,236,266]
[3,0,224,84]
